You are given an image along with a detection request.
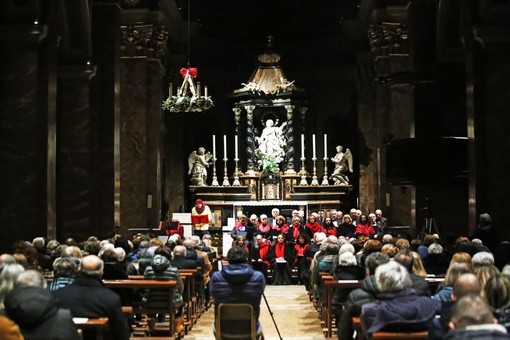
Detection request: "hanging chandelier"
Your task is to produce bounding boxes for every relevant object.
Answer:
[162,0,213,113]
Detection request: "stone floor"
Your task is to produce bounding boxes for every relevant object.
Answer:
[184,284,325,340]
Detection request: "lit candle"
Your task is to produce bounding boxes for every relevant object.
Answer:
[223,135,227,159]
[301,134,305,159]
[205,85,208,97]
[212,135,216,159]
[324,134,327,159]
[235,135,238,160]
[312,134,316,159]
[168,83,173,97]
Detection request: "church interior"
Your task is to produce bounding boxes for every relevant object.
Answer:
[1,0,510,252]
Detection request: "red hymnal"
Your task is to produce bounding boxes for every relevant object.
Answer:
[191,215,209,224]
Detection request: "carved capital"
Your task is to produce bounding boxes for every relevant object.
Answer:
[120,24,168,58]
[368,23,408,58]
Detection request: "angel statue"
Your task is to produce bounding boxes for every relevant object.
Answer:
[188,147,212,186]
[330,145,353,186]
[255,119,287,169]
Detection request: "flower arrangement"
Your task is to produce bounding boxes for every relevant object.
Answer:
[258,154,282,174]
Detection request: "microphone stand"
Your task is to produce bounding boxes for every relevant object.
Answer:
[262,292,283,340]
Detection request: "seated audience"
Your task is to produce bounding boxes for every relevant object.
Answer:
[337,252,390,340]
[211,247,265,339]
[5,286,79,340]
[423,243,450,276]
[411,251,428,277]
[428,273,481,340]
[0,315,23,340]
[48,257,78,291]
[0,264,25,311]
[52,255,130,340]
[394,249,431,296]
[360,261,441,336]
[143,252,184,329]
[433,262,472,302]
[446,294,508,339]
[485,274,510,332]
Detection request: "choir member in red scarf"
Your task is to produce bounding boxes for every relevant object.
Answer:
[257,214,271,239]
[354,214,375,238]
[305,214,324,240]
[288,217,307,244]
[250,234,271,280]
[294,234,310,285]
[264,234,295,285]
[268,215,289,243]
[191,198,212,238]
[324,217,337,237]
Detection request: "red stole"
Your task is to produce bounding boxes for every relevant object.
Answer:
[275,242,285,258]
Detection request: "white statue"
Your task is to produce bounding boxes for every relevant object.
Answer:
[331,145,353,185]
[188,147,212,186]
[255,119,287,167]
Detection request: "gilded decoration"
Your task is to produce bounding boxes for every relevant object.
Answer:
[120,24,168,58]
[368,23,408,57]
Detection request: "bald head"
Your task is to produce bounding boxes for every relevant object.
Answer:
[80,255,104,276]
[452,273,481,300]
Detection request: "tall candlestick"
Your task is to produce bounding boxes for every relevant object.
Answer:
[223,135,227,159]
[168,83,173,97]
[204,85,208,97]
[197,82,201,97]
[234,135,238,159]
[301,134,305,159]
[324,134,327,158]
[212,135,216,159]
[312,134,316,159]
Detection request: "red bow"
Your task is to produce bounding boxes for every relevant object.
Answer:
[180,67,198,79]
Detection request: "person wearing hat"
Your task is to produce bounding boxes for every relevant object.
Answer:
[143,249,184,329]
[191,198,212,238]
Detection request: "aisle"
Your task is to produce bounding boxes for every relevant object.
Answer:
[185,285,325,340]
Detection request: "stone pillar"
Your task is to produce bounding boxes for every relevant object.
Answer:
[245,105,256,174]
[118,23,168,229]
[284,105,296,173]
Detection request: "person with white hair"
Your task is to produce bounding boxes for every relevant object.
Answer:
[423,243,450,276]
[472,251,495,268]
[360,261,440,335]
[267,207,280,227]
[257,214,271,239]
[331,252,365,304]
[32,237,52,270]
[339,243,355,255]
[375,209,388,234]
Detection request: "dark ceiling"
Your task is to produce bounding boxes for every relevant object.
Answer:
[169,0,369,71]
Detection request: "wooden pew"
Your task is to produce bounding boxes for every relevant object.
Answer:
[128,269,200,333]
[322,278,362,337]
[178,268,200,330]
[103,279,178,338]
[73,317,109,340]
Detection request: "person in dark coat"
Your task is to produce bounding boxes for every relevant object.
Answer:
[5,286,79,340]
[394,249,431,297]
[331,252,365,303]
[471,213,500,252]
[337,252,390,340]
[428,273,481,340]
[52,255,130,340]
[211,246,265,339]
[360,261,441,336]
